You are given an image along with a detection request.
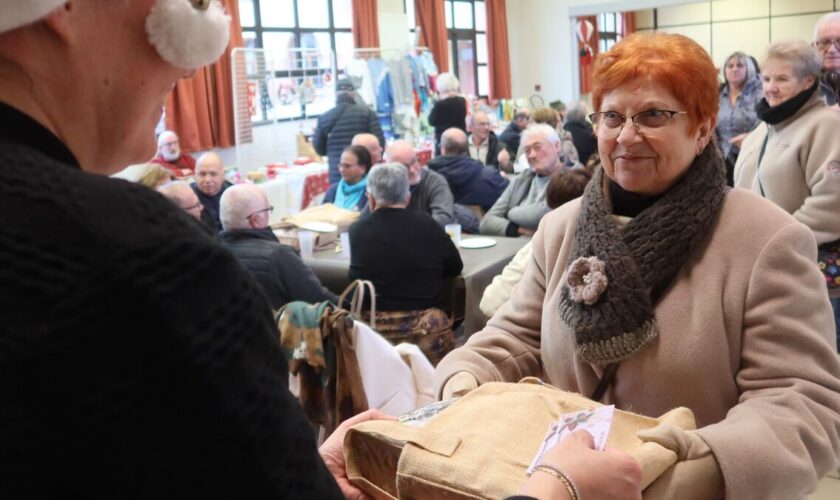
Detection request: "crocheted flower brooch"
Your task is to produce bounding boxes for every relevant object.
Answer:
[565,256,608,305]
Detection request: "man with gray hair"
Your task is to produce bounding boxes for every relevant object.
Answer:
[562,101,597,164]
[218,184,336,310]
[151,130,196,177]
[468,111,509,171]
[383,140,456,227]
[349,163,463,363]
[157,180,204,221]
[814,11,840,105]
[480,124,564,236]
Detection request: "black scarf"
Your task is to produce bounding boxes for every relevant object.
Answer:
[755,79,819,125]
[558,143,727,363]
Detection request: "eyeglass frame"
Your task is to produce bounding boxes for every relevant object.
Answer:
[246,205,274,220]
[814,39,840,51]
[588,109,688,137]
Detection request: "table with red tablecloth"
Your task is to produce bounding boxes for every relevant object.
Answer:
[257,163,330,226]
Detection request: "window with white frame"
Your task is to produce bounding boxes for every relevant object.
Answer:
[239,0,352,122]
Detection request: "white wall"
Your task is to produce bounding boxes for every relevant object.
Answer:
[506,0,837,104]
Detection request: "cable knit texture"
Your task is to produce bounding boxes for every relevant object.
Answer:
[0,102,342,498]
[559,144,726,363]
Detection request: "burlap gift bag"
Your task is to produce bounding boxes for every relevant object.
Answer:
[345,379,695,499]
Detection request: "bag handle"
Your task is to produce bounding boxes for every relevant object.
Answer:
[338,279,377,329]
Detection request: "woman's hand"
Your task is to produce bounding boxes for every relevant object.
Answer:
[319,409,396,500]
[729,133,749,147]
[518,430,643,500]
[441,371,479,400]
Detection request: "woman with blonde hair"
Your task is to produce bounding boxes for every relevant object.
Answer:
[438,33,840,499]
[716,51,763,184]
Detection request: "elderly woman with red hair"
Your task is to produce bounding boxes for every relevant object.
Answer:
[436,33,840,499]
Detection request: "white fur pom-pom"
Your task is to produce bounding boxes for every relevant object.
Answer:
[146,0,231,70]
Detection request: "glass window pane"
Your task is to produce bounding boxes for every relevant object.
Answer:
[299,0,330,28]
[605,13,615,33]
[453,1,474,30]
[259,0,295,27]
[332,0,352,28]
[267,77,303,120]
[262,32,296,70]
[476,33,487,64]
[445,1,454,29]
[299,32,333,69]
[335,32,353,70]
[406,0,416,30]
[477,64,489,97]
[474,1,486,32]
[457,38,475,96]
[239,0,255,27]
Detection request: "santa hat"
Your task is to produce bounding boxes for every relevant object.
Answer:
[0,0,229,70]
[0,0,67,34]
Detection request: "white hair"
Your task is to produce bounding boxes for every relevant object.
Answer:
[436,72,460,95]
[764,40,823,80]
[366,163,410,206]
[219,184,263,231]
[157,180,193,207]
[521,123,560,146]
[814,12,840,41]
[157,130,177,147]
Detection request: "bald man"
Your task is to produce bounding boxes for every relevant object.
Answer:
[191,152,232,232]
[219,184,336,309]
[428,128,508,212]
[151,130,196,177]
[351,133,383,165]
[383,140,455,227]
[158,180,203,221]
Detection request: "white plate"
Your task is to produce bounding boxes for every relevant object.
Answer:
[459,237,497,249]
[297,221,338,233]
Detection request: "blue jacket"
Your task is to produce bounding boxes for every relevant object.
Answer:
[312,94,384,184]
[323,182,368,212]
[427,154,509,212]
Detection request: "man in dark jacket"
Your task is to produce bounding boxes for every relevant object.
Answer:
[467,111,508,171]
[428,128,509,212]
[0,2,372,498]
[562,102,598,165]
[191,152,232,232]
[498,108,530,156]
[313,78,385,184]
[814,12,840,106]
[219,185,336,309]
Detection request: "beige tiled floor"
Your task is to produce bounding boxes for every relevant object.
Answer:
[810,469,840,500]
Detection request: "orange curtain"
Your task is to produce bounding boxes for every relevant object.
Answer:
[621,12,636,37]
[165,0,244,153]
[352,0,380,48]
[485,0,511,99]
[414,0,449,73]
[576,16,599,94]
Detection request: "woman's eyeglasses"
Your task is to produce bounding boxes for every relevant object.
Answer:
[589,109,687,138]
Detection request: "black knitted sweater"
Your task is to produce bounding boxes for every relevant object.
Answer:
[0,102,342,499]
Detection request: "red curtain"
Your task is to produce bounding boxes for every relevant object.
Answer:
[165,0,244,153]
[415,0,449,72]
[576,16,599,94]
[352,0,380,48]
[621,12,636,37]
[485,0,511,99]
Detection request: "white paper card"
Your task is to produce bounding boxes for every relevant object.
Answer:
[527,405,615,475]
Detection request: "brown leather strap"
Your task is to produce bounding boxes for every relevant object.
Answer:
[590,363,619,402]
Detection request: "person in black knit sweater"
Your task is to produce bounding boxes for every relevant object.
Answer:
[0,2,385,498]
[348,163,463,312]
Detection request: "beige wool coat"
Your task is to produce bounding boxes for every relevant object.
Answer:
[435,188,840,499]
[733,91,840,246]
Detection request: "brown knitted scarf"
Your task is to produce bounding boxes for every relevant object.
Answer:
[559,143,726,363]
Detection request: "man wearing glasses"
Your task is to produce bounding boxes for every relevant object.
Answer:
[814,11,840,106]
[218,184,337,310]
